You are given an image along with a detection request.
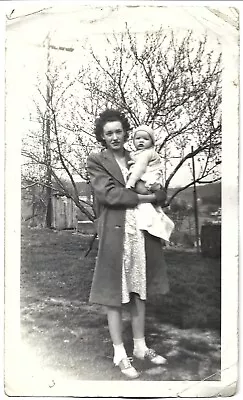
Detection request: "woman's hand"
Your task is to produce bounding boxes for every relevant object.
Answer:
[154,188,167,206]
[134,180,150,195]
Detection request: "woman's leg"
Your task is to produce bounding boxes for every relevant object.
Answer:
[130,294,146,339]
[106,305,139,378]
[130,294,167,364]
[130,294,148,357]
[106,306,126,365]
[106,306,123,345]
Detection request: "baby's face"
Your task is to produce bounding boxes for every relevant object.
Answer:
[134,131,153,150]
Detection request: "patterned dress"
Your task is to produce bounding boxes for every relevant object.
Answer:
[117,163,147,304]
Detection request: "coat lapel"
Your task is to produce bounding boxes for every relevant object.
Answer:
[101,148,131,186]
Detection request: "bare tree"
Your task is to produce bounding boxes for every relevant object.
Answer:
[22,60,97,224]
[22,27,221,225]
[82,27,221,203]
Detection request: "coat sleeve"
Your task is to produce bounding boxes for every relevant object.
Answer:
[87,153,139,208]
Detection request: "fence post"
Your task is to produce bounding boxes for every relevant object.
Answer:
[191,146,200,253]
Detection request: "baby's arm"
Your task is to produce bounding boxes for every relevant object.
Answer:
[126,149,153,188]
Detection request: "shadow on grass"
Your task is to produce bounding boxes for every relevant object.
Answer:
[147,250,221,331]
[20,226,221,381]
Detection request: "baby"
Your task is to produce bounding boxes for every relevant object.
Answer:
[126,125,174,242]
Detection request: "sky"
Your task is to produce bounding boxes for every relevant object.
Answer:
[4,2,238,187]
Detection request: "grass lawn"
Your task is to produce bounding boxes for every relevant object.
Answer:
[20,226,221,382]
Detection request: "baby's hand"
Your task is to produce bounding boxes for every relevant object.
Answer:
[149,182,161,192]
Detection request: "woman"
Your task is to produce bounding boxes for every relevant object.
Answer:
[87,109,169,379]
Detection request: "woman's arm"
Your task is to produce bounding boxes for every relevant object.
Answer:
[87,153,139,208]
[137,193,156,203]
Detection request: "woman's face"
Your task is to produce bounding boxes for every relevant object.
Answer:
[102,121,126,152]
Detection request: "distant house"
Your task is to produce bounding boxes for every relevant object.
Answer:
[21,178,94,229]
[52,195,78,230]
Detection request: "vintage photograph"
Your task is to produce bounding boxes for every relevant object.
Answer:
[4,2,239,398]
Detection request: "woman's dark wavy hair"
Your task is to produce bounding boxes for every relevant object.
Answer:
[94,109,131,147]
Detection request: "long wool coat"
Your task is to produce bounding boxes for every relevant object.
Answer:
[87,148,169,307]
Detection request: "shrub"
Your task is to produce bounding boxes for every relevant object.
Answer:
[201,224,221,258]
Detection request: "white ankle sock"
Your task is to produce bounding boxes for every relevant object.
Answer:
[133,337,148,356]
[113,343,127,365]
